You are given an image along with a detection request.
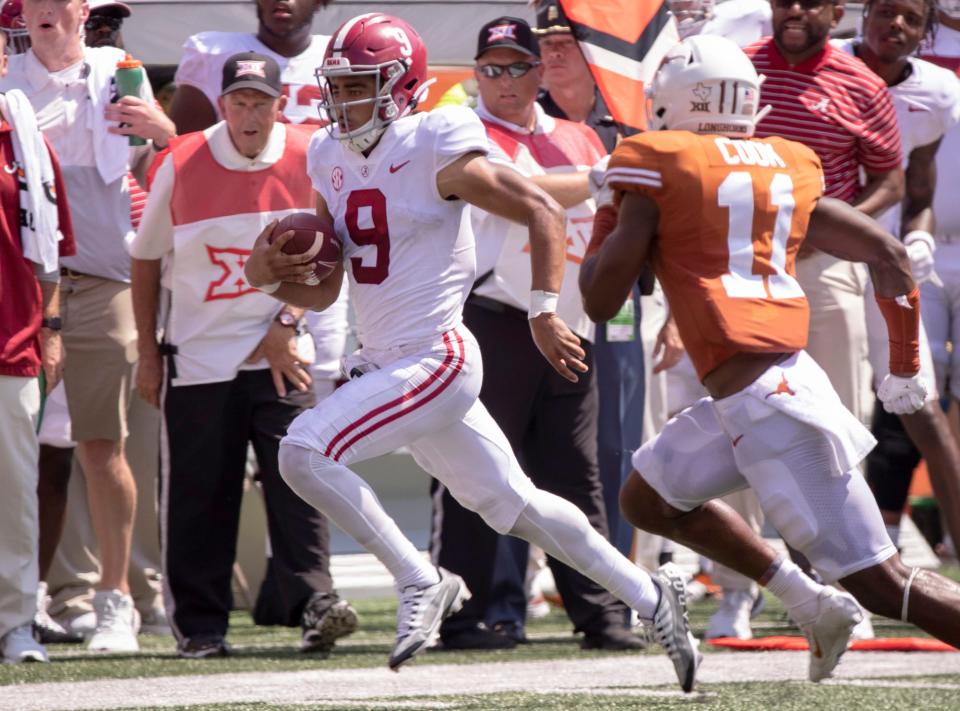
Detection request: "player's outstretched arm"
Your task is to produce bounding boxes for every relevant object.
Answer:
[579,191,658,323]
[805,196,914,299]
[437,151,587,382]
[807,196,926,412]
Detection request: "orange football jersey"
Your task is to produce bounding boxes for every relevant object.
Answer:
[607,131,824,380]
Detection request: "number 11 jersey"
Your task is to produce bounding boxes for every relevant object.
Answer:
[607,131,824,380]
[307,105,490,351]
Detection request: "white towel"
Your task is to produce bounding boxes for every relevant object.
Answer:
[0,89,61,272]
[85,46,131,185]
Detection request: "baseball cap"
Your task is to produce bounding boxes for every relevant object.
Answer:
[221,51,282,98]
[475,17,539,60]
[533,0,573,36]
[88,0,131,17]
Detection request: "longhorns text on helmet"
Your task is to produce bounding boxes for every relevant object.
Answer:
[647,34,770,137]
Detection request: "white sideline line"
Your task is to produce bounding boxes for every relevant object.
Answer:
[3,651,958,711]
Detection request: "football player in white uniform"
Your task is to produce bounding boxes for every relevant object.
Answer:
[921,2,960,476]
[170,0,332,132]
[243,13,702,689]
[837,0,960,562]
[672,0,772,47]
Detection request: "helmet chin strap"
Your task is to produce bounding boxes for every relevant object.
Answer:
[344,125,386,153]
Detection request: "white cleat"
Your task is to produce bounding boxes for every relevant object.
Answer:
[797,587,862,682]
[388,568,470,671]
[87,590,140,653]
[651,563,702,693]
[705,588,755,640]
[2,624,49,664]
[850,606,875,640]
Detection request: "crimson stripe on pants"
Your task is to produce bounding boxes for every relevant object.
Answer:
[327,329,466,462]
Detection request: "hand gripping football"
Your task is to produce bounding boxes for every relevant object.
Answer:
[269,212,342,285]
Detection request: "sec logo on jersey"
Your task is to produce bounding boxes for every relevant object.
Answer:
[332,166,344,191]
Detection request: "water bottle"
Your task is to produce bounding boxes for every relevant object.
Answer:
[115,54,146,146]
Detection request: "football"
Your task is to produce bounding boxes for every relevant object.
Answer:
[269,212,342,285]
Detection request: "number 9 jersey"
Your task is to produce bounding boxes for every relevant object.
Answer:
[307,105,490,351]
[607,130,824,380]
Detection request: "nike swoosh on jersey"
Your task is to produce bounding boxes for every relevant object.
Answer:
[389,160,411,173]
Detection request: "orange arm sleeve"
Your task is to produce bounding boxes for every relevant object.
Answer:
[875,286,921,376]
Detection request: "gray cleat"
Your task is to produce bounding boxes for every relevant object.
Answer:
[388,568,470,671]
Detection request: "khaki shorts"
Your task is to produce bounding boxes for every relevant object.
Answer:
[61,275,136,442]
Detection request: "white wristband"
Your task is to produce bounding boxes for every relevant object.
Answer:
[903,230,935,252]
[257,281,282,294]
[529,290,559,319]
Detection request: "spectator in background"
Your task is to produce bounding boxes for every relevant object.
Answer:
[745,0,904,426]
[920,2,960,471]
[743,0,905,639]
[169,0,333,132]
[839,0,960,564]
[0,0,176,653]
[165,0,349,621]
[31,0,171,645]
[533,0,650,562]
[130,53,356,659]
[0,25,75,662]
[430,17,644,651]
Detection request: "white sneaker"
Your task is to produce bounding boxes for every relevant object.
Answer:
[850,606,875,640]
[796,587,862,682]
[705,588,755,640]
[87,590,140,653]
[2,624,48,663]
[60,611,97,639]
[388,568,469,671]
[34,582,83,644]
[139,604,173,637]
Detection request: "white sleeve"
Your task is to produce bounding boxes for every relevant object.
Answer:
[173,34,220,109]
[940,74,960,137]
[428,105,490,172]
[127,154,175,260]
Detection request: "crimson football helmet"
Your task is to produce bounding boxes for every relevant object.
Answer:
[0,0,29,55]
[317,13,430,152]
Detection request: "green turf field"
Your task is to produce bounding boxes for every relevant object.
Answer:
[5,568,959,710]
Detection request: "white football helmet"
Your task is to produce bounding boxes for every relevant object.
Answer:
[939,0,960,19]
[671,0,715,39]
[647,34,770,137]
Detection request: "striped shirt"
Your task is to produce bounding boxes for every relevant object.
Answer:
[744,40,902,203]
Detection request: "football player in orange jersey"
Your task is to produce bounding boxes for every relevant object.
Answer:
[581,35,960,680]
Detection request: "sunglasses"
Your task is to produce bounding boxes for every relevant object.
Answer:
[477,61,541,79]
[772,0,836,9]
[84,16,123,32]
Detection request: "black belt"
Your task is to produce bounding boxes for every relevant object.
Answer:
[466,294,527,319]
[60,267,93,279]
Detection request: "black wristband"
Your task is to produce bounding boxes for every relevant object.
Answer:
[42,317,62,331]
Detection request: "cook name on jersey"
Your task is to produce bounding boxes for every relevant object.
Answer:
[607,131,824,378]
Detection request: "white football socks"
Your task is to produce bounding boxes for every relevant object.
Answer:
[278,443,439,591]
[508,488,661,618]
[765,558,823,624]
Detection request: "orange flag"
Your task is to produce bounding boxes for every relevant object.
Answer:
[559,0,679,134]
